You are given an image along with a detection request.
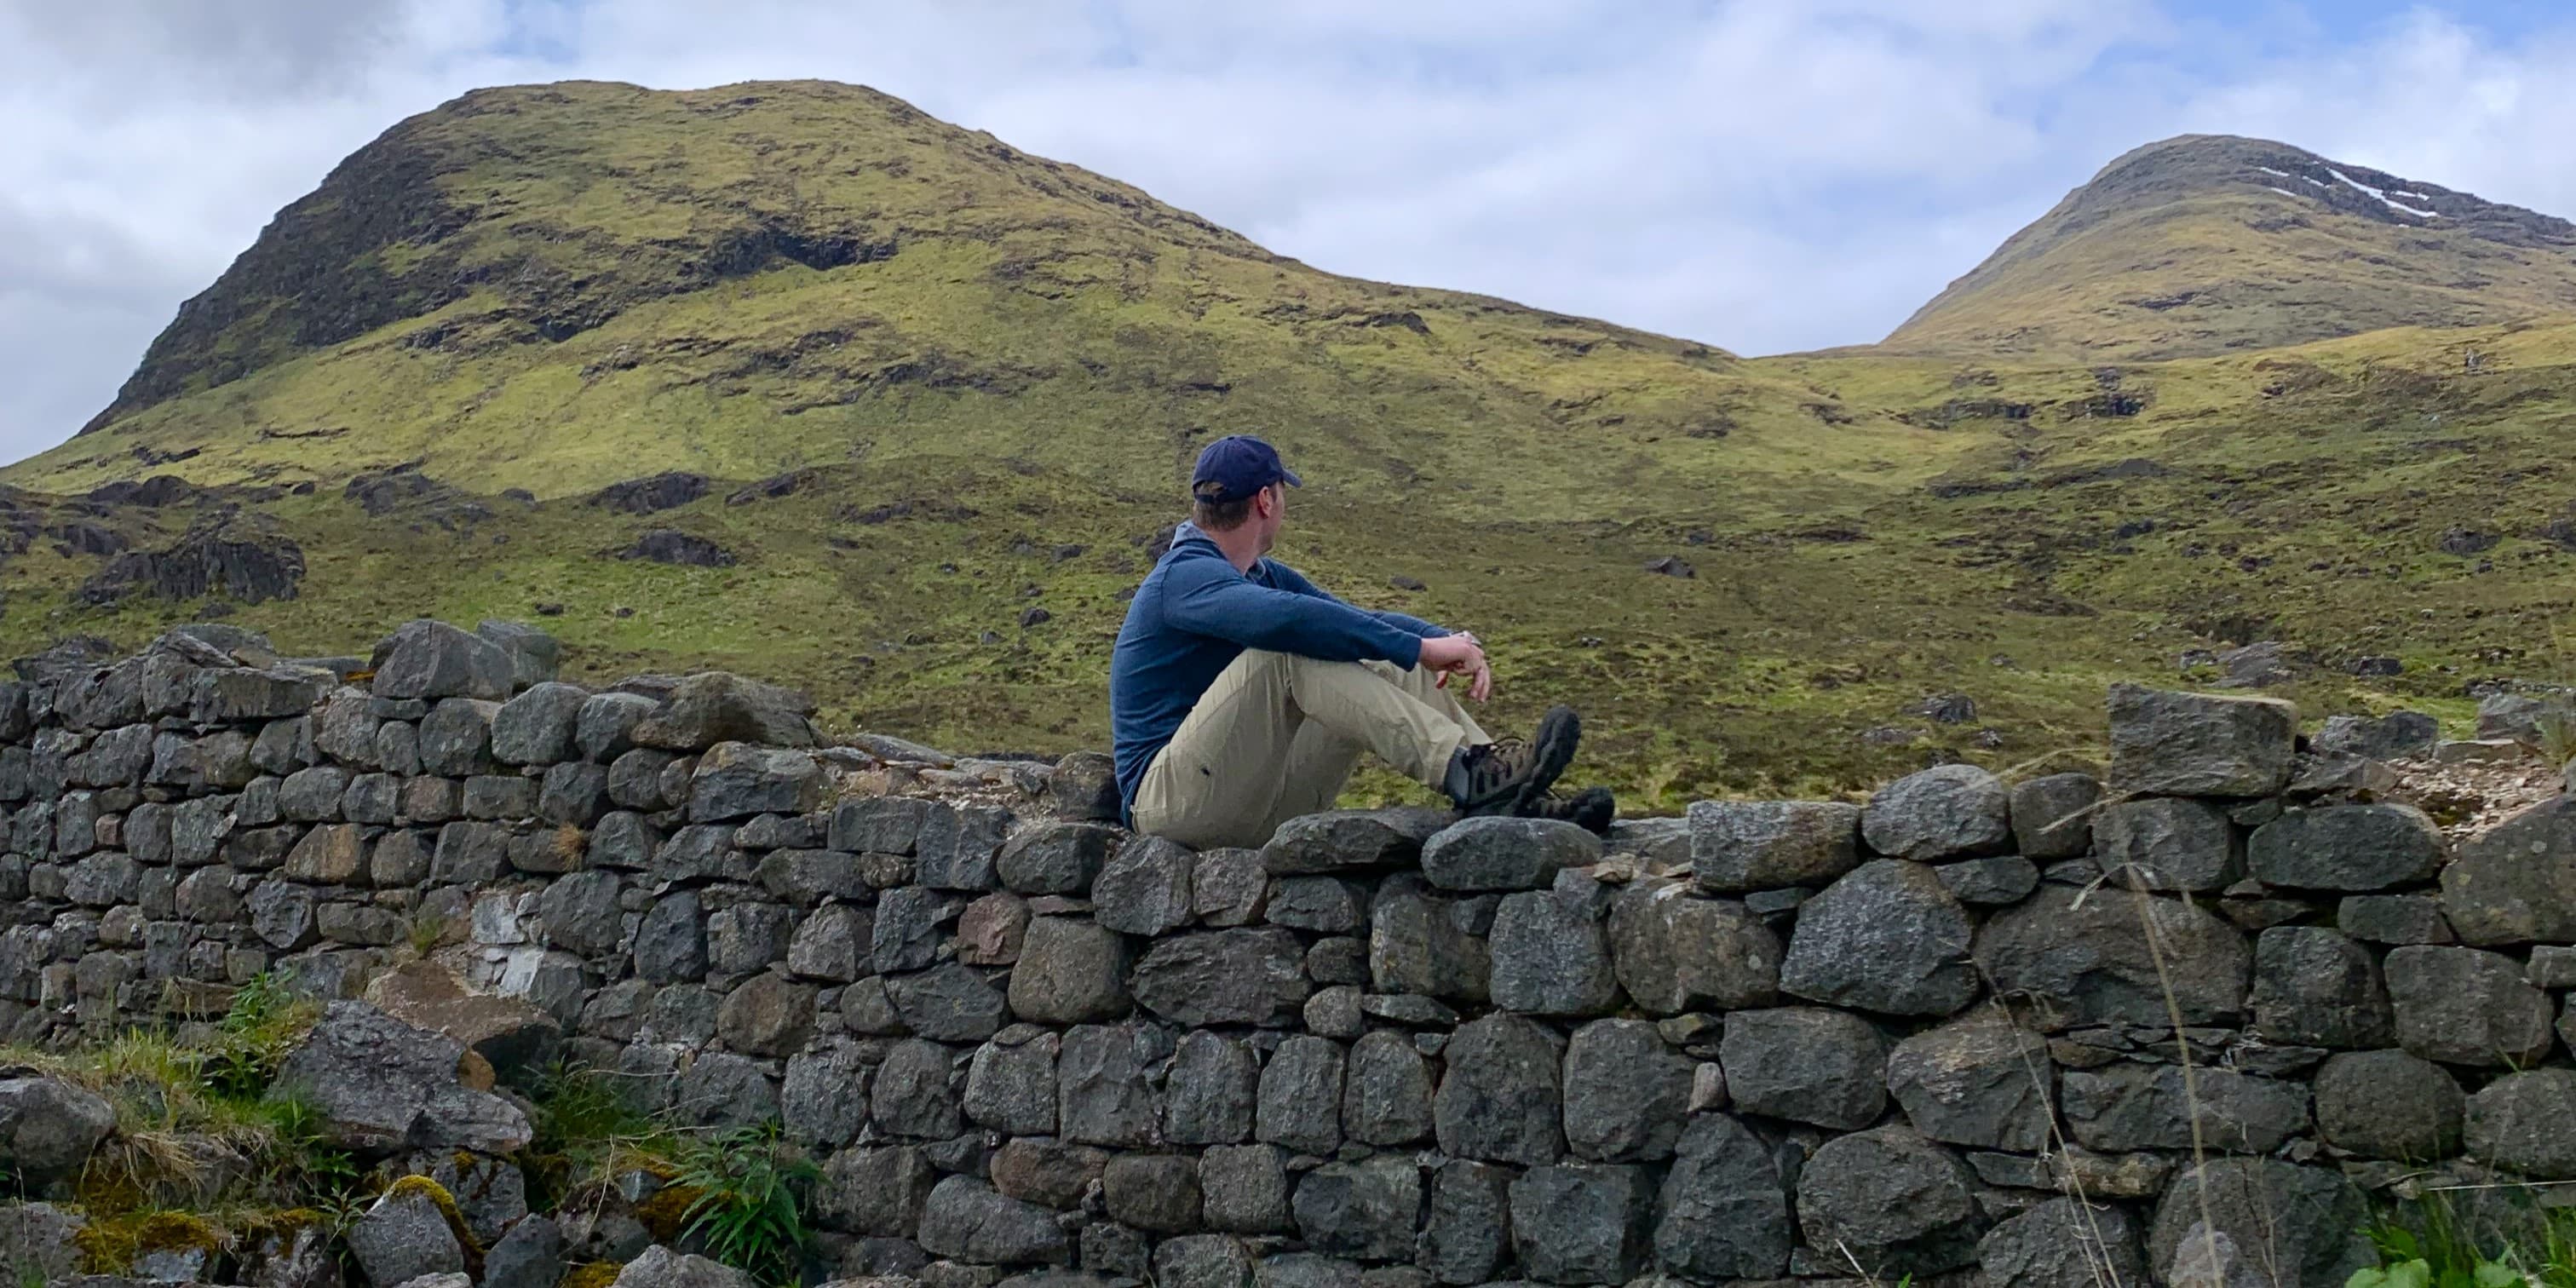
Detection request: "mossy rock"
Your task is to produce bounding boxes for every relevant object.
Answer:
[561,1261,624,1288]
[634,1182,704,1242]
[72,1209,223,1274]
[383,1171,486,1255]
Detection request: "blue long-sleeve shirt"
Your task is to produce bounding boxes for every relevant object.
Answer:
[1110,522,1448,814]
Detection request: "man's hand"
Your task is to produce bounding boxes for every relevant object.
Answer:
[1419,632,1493,702]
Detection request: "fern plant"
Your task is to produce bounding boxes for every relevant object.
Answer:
[672,1122,819,1287]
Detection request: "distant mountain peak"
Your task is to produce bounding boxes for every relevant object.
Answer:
[1881,133,2576,360]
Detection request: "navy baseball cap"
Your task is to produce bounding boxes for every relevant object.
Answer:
[1190,434,1302,503]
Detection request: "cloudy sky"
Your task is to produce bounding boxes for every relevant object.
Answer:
[4,0,2575,463]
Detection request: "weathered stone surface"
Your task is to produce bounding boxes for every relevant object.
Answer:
[675,1050,779,1129]
[1717,1006,1887,1130]
[2441,795,2576,946]
[1688,799,1861,892]
[1267,875,1369,934]
[1978,1199,2146,1288]
[784,904,868,982]
[373,619,514,701]
[716,972,815,1057]
[1779,859,1976,1015]
[1006,916,1131,1025]
[1935,854,2040,906]
[2386,945,2554,1067]
[2470,1069,2576,1183]
[492,681,588,766]
[1417,1160,1512,1285]
[2009,772,2100,860]
[2092,797,2240,891]
[1164,1030,1258,1146]
[1795,1124,1983,1276]
[1605,880,1780,1015]
[2061,1063,2308,1154]
[1131,929,1309,1027]
[2314,710,2439,760]
[247,877,318,949]
[888,962,1007,1043]
[576,691,660,762]
[2251,927,2393,1049]
[1555,1019,1691,1164]
[918,803,1010,891]
[991,819,1116,896]
[917,1177,1072,1266]
[871,886,956,975]
[348,1182,468,1286]
[1092,835,1195,935]
[963,1030,1058,1136]
[1059,1022,1167,1147]
[990,1136,1106,1210]
[1861,764,2012,861]
[609,1245,757,1288]
[485,1212,564,1288]
[2145,1159,2372,1288]
[1435,1014,1564,1166]
[782,1044,876,1148]
[1291,1157,1421,1262]
[2314,1050,2462,1160]
[0,1075,116,1183]
[1653,1113,1791,1281]
[1885,1012,2054,1152]
[634,891,708,984]
[1342,1030,1434,1147]
[631,671,817,751]
[1202,1143,1294,1234]
[418,699,501,778]
[870,1038,962,1139]
[1369,876,1491,1003]
[1193,847,1269,926]
[1974,883,2250,1030]
[688,742,823,822]
[1421,815,1601,892]
[818,1144,935,1236]
[1261,808,1446,874]
[2339,894,2454,946]
[1257,1035,1346,1155]
[1487,888,1619,1016]
[1509,1164,1653,1285]
[1103,1153,1203,1233]
[2250,803,2446,892]
[1156,1233,1256,1288]
[2107,684,2297,797]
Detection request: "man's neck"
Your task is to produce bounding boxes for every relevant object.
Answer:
[1207,526,1264,572]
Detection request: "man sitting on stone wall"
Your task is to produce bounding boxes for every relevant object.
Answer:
[1111,434,1613,850]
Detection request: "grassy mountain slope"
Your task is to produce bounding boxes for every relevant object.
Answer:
[1883,134,2576,361]
[9,86,2576,808]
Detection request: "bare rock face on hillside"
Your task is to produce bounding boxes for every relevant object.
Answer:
[77,520,303,606]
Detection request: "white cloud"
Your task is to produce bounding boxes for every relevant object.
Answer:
[2,0,2573,465]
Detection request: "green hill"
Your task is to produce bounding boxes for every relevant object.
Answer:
[1883,134,2576,360]
[9,85,2576,808]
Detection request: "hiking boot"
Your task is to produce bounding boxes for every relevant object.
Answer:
[1522,785,1615,836]
[1447,705,1581,817]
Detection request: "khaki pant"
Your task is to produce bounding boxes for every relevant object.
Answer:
[1133,649,1492,850]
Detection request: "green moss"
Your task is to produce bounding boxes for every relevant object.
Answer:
[384,1173,484,1255]
[635,1182,704,1242]
[561,1261,625,1288]
[72,1210,221,1274]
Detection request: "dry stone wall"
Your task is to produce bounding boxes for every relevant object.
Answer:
[7,621,2575,1288]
